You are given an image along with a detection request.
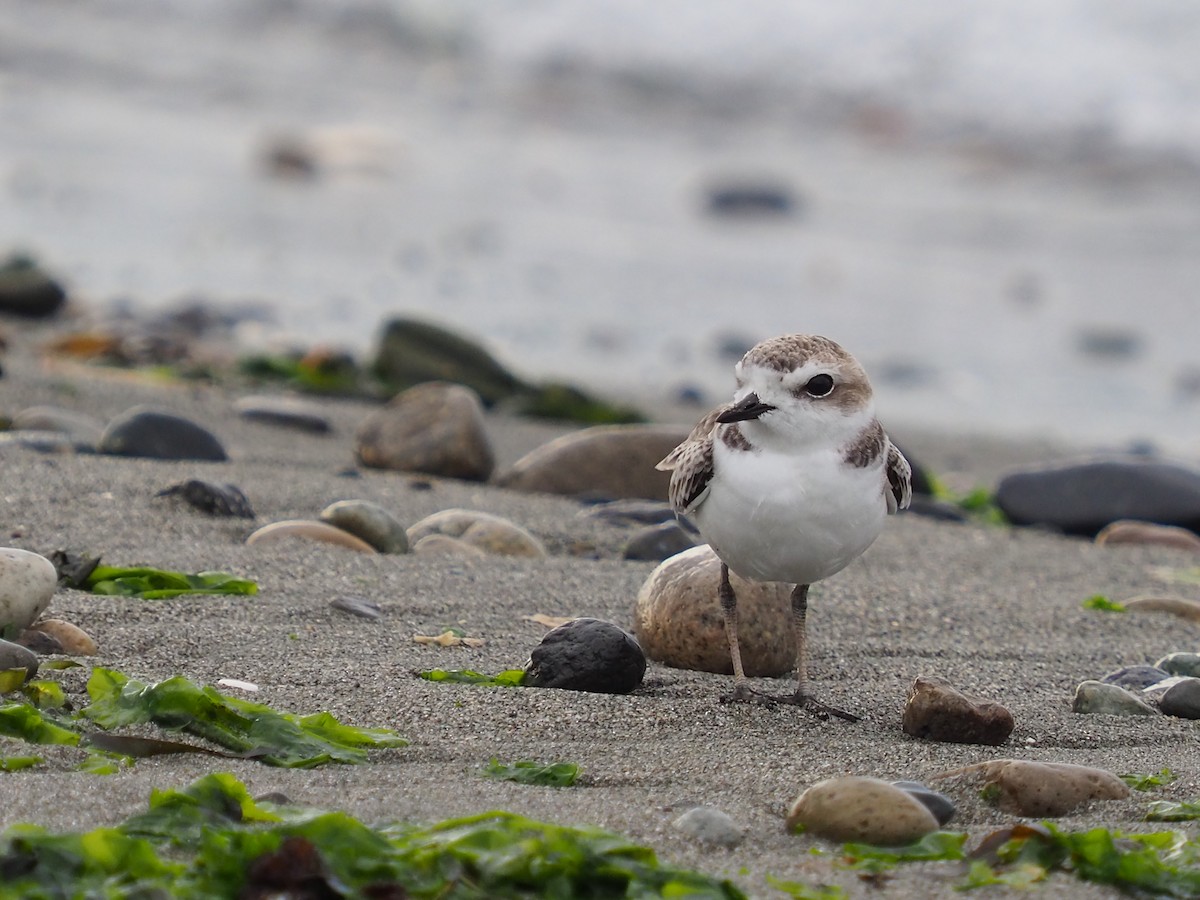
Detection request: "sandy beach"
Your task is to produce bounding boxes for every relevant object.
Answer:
[2,317,1200,899]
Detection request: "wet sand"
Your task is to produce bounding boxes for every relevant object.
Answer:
[2,321,1199,898]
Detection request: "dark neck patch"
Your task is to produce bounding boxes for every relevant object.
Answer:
[842,419,884,468]
[721,424,752,451]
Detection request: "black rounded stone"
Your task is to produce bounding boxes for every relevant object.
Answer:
[1101,665,1171,691]
[156,479,254,517]
[99,406,227,461]
[524,617,646,694]
[995,461,1200,536]
[892,780,956,826]
[1159,678,1200,720]
[0,255,67,318]
[622,521,697,562]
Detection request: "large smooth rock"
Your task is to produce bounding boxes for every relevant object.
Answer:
[320,500,409,554]
[1156,653,1200,678]
[406,509,545,558]
[633,545,794,677]
[786,777,938,845]
[1096,520,1200,552]
[995,461,1200,537]
[496,425,690,501]
[355,382,494,481]
[0,548,57,634]
[98,406,227,461]
[942,759,1129,817]
[524,618,646,694]
[902,675,1015,745]
[246,520,378,554]
[20,619,98,656]
[370,317,526,405]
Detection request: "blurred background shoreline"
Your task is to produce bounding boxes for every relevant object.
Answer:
[4,0,1198,452]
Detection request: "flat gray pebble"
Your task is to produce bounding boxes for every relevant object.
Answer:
[670,806,743,848]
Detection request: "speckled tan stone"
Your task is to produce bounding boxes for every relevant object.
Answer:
[407,509,546,558]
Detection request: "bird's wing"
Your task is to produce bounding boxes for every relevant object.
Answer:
[656,406,726,514]
[884,438,913,514]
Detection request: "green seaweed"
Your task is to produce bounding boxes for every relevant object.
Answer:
[417,668,527,687]
[839,831,967,873]
[84,565,258,599]
[1082,594,1126,612]
[482,759,581,787]
[765,876,848,898]
[1146,799,1200,822]
[0,773,747,898]
[0,701,81,746]
[1122,769,1179,792]
[82,668,407,767]
[0,755,42,772]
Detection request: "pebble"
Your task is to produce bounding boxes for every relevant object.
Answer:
[98,405,227,461]
[20,618,97,656]
[705,182,798,217]
[994,460,1200,536]
[0,638,38,681]
[320,500,409,554]
[1155,652,1200,678]
[11,406,105,446]
[1095,519,1200,553]
[234,395,333,434]
[406,509,546,558]
[1072,680,1158,716]
[495,425,690,501]
[1101,664,1171,691]
[891,781,956,827]
[670,806,743,849]
[621,521,697,562]
[786,777,938,845]
[245,520,378,554]
[1158,678,1200,719]
[156,480,255,518]
[411,534,487,558]
[0,547,57,634]
[901,675,1015,745]
[370,317,527,406]
[633,545,794,677]
[355,382,494,481]
[941,759,1129,817]
[330,596,382,620]
[0,254,67,318]
[523,617,646,694]
[15,629,61,654]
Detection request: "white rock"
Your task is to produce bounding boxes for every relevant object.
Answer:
[0,548,57,634]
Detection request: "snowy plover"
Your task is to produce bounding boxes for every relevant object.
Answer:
[657,334,911,719]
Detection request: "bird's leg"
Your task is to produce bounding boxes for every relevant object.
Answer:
[718,563,758,703]
[785,583,859,722]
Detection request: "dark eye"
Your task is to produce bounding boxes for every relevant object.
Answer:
[803,374,835,397]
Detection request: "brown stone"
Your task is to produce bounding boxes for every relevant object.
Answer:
[1095,519,1200,552]
[22,619,98,656]
[1124,595,1200,621]
[354,382,494,481]
[902,675,1014,745]
[937,759,1129,817]
[495,425,689,501]
[411,534,488,558]
[786,777,939,844]
[246,520,378,554]
[407,509,546,558]
[633,545,794,677]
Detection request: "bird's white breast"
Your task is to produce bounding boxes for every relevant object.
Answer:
[692,436,887,585]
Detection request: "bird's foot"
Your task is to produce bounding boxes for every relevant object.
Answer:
[779,691,860,723]
[718,682,777,705]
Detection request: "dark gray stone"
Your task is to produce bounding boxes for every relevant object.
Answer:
[1155,653,1200,678]
[622,521,697,562]
[156,480,254,517]
[1159,678,1200,719]
[235,395,332,434]
[1102,665,1171,691]
[671,806,743,848]
[584,499,688,527]
[0,255,67,318]
[99,406,227,461]
[1073,680,1158,716]
[995,461,1200,537]
[892,781,956,826]
[0,638,38,681]
[320,500,408,554]
[331,595,382,620]
[524,617,646,694]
